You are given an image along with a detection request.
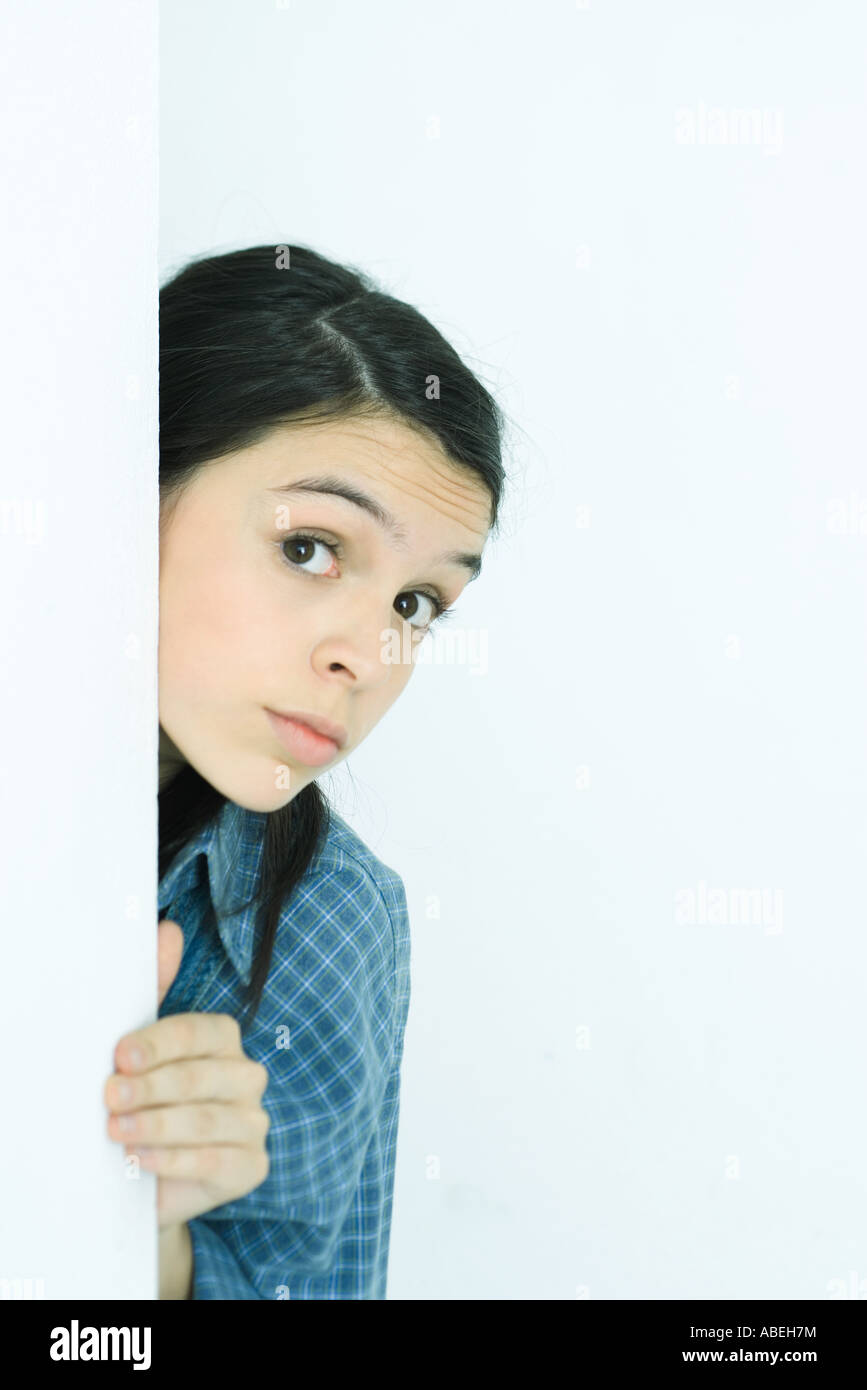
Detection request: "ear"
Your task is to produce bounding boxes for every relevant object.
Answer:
[157,918,184,1008]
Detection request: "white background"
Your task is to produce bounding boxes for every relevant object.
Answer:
[1,1,159,1298]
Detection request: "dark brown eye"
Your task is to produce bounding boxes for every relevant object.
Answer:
[279,534,338,575]
[394,592,441,630]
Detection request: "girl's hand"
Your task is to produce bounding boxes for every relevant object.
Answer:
[104,920,271,1229]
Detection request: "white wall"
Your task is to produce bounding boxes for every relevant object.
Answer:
[160,0,865,1300]
[0,1,159,1298]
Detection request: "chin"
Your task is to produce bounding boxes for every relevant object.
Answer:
[226,776,307,815]
[191,752,310,814]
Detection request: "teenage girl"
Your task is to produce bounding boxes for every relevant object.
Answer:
[103,244,506,1298]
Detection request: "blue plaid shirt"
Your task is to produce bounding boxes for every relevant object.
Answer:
[157,796,411,1299]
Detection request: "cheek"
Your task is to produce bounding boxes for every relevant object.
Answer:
[159,545,270,700]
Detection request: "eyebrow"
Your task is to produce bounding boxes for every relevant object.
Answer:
[267,475,484,581]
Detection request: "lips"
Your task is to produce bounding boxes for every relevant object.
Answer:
[268,708,347,749]
[264,708,348,768]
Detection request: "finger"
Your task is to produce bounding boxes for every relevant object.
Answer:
[115,1011,241,1074]
[157,919,184,1009]
[125,1143,270,1188]
[108,1100,269,1148]
[105,1056,268,1112]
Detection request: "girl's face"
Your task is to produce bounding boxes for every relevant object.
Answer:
[158,414,493,811]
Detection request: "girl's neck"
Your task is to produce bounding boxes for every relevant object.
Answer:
[159,725,187,791]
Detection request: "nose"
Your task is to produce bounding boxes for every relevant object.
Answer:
[311,601,407,687]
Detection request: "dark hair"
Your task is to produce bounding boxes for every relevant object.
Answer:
[158,243,507,1028]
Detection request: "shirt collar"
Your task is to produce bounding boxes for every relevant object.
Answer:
[158,798,269,986]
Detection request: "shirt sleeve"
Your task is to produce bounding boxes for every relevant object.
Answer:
[187,1217,266,1299]
[185,856,403,1300]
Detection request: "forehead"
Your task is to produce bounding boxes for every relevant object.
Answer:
[236,414,494,541]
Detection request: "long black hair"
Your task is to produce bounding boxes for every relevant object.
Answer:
[158,243,507,1028]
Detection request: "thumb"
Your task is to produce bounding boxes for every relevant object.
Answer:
[157,918,184,1009]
